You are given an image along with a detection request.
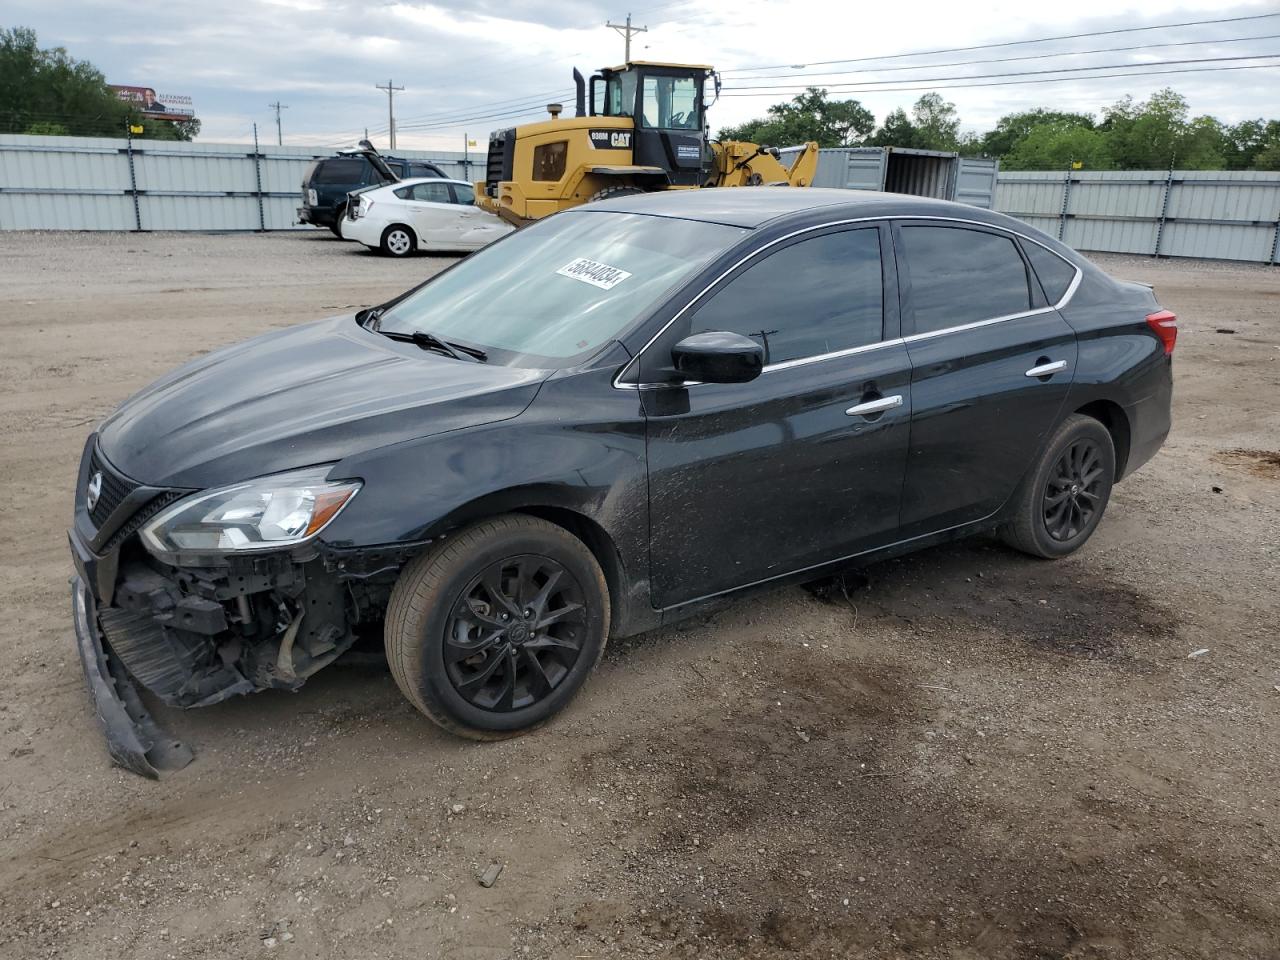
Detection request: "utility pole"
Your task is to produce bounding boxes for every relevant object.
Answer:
[268,101,287,145]
[376,79,404,150]
[605,12,647,62]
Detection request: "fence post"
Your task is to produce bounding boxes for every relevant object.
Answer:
[1057,164,1072,241]
[1153,163,1174,258]
[252,123,266,232]
[125,124,142,232]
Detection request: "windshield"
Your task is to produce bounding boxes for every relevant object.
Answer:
[374,211,746,365]
[641,75,700,129]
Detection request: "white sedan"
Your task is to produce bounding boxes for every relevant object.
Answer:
[343,177,513,257]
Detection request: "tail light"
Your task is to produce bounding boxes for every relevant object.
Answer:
[1146,310,1177,355]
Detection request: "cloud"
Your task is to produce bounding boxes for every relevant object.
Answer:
[7,0,1278,148]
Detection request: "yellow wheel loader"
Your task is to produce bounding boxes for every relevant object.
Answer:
[475,61,819,225]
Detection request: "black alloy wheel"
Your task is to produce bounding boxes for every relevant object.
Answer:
[1042,439,1105,542]
[1000,413,1115,559]
[384,514,610,738]
[443,555,587,712]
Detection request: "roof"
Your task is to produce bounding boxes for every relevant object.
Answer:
[605,60,714,72]
[585,187,1005,229]
[394,176,472,186]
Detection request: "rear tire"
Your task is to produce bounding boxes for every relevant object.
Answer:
[1000,414,1115,559]
[385,515,610,739]
[586,184,646,204]
[329,204,346,237]
[379,224,416,258]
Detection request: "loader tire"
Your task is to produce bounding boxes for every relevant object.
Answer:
[586,184,646,204]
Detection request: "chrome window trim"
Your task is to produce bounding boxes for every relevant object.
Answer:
[762,336,906,373]
[612,213,1084,390]
[900,306,1055,343]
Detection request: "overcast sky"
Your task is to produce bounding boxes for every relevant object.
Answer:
[9,0,1280,152]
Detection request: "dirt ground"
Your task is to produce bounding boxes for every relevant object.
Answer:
[0,229,1277,960]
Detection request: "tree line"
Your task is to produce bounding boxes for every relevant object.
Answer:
[719,86,1280,171]
[1,27,200,141]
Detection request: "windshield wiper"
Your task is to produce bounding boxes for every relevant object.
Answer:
[377,328,487,362]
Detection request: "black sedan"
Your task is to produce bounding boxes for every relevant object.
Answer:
[68,188,1175,775]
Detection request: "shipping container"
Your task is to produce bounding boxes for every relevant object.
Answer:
[782,146,999,208]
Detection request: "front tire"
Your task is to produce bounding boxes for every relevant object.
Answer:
[385,515,610,739]
[1000,414,1115,559]
[379,224,416,257]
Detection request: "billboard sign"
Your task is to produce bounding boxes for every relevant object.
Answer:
[110,85,196,119]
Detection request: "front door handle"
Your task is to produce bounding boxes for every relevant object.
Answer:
[845,394,903,417]
[1025,359,1068,378]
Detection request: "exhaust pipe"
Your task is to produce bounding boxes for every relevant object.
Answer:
[573,68,586,118]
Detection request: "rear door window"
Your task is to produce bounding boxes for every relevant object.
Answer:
[1022,241,1078,305]
[408,163,442,178]
[312,159,366,184]
[451,183,475,205]
[408,182,453,203]
[688,228,884,366]
[898,225,1032,335]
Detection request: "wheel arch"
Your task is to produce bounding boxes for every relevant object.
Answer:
[1073,399,1131,479]
[381,221,419,248]
[417,488,643,637]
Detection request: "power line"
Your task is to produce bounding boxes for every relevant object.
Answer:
[392,88,575,128]
[395,93,575,132]
[721,52,1280,93]
[727,33,1280,82]
[376,79,404,149]
[720,11,1280,74]
[719,62,1280,97]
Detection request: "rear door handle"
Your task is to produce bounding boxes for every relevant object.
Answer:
[845,395,903,417]
[1025,360,1068,378]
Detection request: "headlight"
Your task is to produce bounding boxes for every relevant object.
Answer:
[140,467,360,559]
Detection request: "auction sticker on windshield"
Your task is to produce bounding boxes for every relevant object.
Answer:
[556,258,632,291]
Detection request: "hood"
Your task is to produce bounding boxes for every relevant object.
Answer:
[98,316,547,488]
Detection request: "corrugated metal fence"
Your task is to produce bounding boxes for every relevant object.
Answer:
[2,133,1279,263]
[995,169,1280,265]
[0,134,476,231]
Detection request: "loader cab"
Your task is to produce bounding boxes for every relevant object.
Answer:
[593,62,711,186]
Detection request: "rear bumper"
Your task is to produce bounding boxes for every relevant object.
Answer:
[69,574,194,779]
[341,215,387,248]
[297,206,332,227]
[1119,361,1174,481]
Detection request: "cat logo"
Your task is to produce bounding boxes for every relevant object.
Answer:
[588,130,633,150]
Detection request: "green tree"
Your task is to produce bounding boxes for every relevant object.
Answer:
[1256,141,1280,171]
[0,26,197,140]
[979,108,1096,157]
[911,93,960,151]
[1221,119,1280,170]
[719,87,874,147]
[23,120,69,135]
[867,107,918,148]
[1004,124,1112,170]
[1100,89,1223,170]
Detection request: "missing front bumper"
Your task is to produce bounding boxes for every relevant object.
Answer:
[70,575,195,779]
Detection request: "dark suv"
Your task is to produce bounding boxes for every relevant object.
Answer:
[299,150,447,234]
[70,189,1174,777]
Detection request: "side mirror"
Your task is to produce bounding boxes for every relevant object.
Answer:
[670,331,764,384]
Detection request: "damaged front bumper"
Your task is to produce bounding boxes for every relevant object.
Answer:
[70,574,195,779]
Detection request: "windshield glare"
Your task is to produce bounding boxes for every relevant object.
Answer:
[376,211,747,364]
